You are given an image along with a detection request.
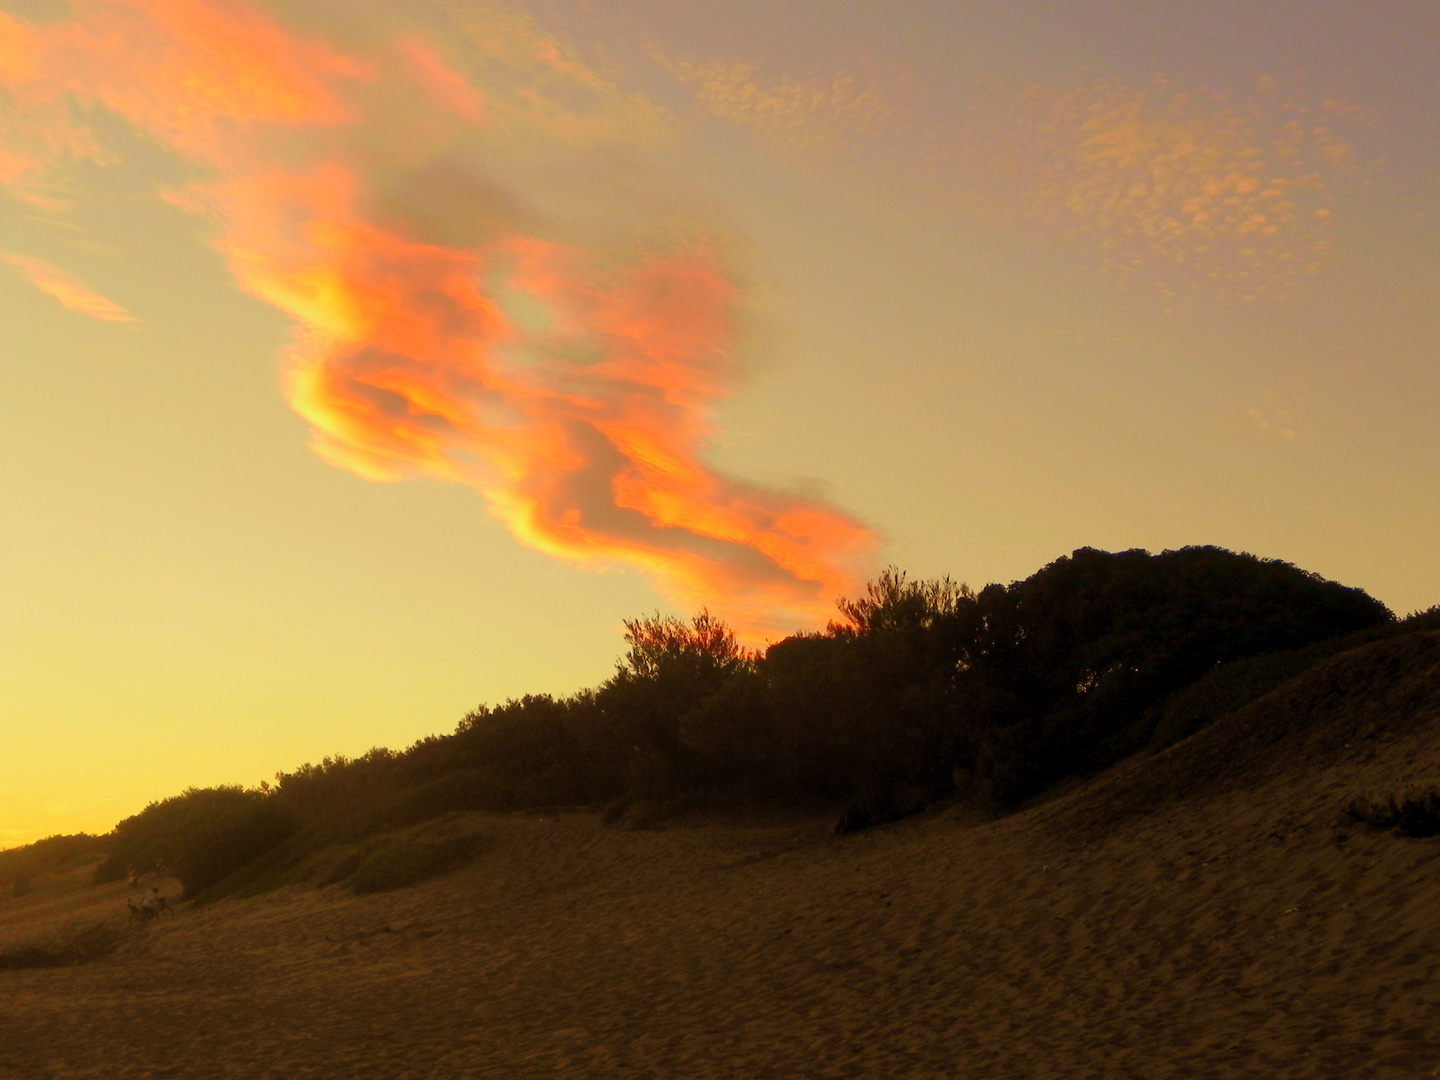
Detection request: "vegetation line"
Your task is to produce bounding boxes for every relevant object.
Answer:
[5,545,1436,907]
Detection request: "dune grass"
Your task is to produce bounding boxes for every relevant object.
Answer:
[320,827,487,894]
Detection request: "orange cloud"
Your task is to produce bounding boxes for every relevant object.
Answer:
[397,35,486,125]
[950,76,1371,302]
[1,250,135,321]
[0,1,366,155]
[0,0,876,638]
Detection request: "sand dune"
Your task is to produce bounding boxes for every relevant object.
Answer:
[4,633,1440,1078]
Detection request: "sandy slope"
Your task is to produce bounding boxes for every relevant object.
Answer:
[0,867,129,951]
[3,633,1440,1079]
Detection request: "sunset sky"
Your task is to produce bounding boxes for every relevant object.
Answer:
[3,0,1437,846]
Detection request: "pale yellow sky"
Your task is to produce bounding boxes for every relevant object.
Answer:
[2,0,1437,846]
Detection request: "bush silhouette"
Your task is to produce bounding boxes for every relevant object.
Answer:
[0,834,102,886]
[93,544,1408,896]
[685,547,1389,815]
[944,546,1391,806]
[95,786,297,898]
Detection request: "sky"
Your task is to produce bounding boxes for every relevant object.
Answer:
[2,0,1437,846]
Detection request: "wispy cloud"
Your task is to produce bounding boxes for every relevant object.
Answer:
[1,249,135,321]
[651,49,905,150]
[946,75,1372,303]
[1240,388,1302,440]
[654,48,1372,304]
[1245,407,1298,440]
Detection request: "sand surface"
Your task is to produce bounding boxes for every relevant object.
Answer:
[4,633,1440,1079]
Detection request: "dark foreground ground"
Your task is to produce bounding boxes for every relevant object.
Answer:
[4,633,1440,1079]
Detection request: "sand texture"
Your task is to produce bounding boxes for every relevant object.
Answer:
[4,632,1440,1079]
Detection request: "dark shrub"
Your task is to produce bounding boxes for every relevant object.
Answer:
[445,696,602,807]
[0,834,103,885]
[589,610,758,798]
[270,748,402,825]
[679,550,1391,820]
[1346,786,1440,838]
[95,786,297,898]
[949,546,1392,806]
[683,570,970,817]
[387,769,499,825]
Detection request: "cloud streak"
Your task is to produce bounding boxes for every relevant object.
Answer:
[946,75,1371,302]
[654,51,1371,303]
[1,250,135,321]
[0,0,877,638]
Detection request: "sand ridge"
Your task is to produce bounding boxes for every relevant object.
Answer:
[4,635,1440,1078]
